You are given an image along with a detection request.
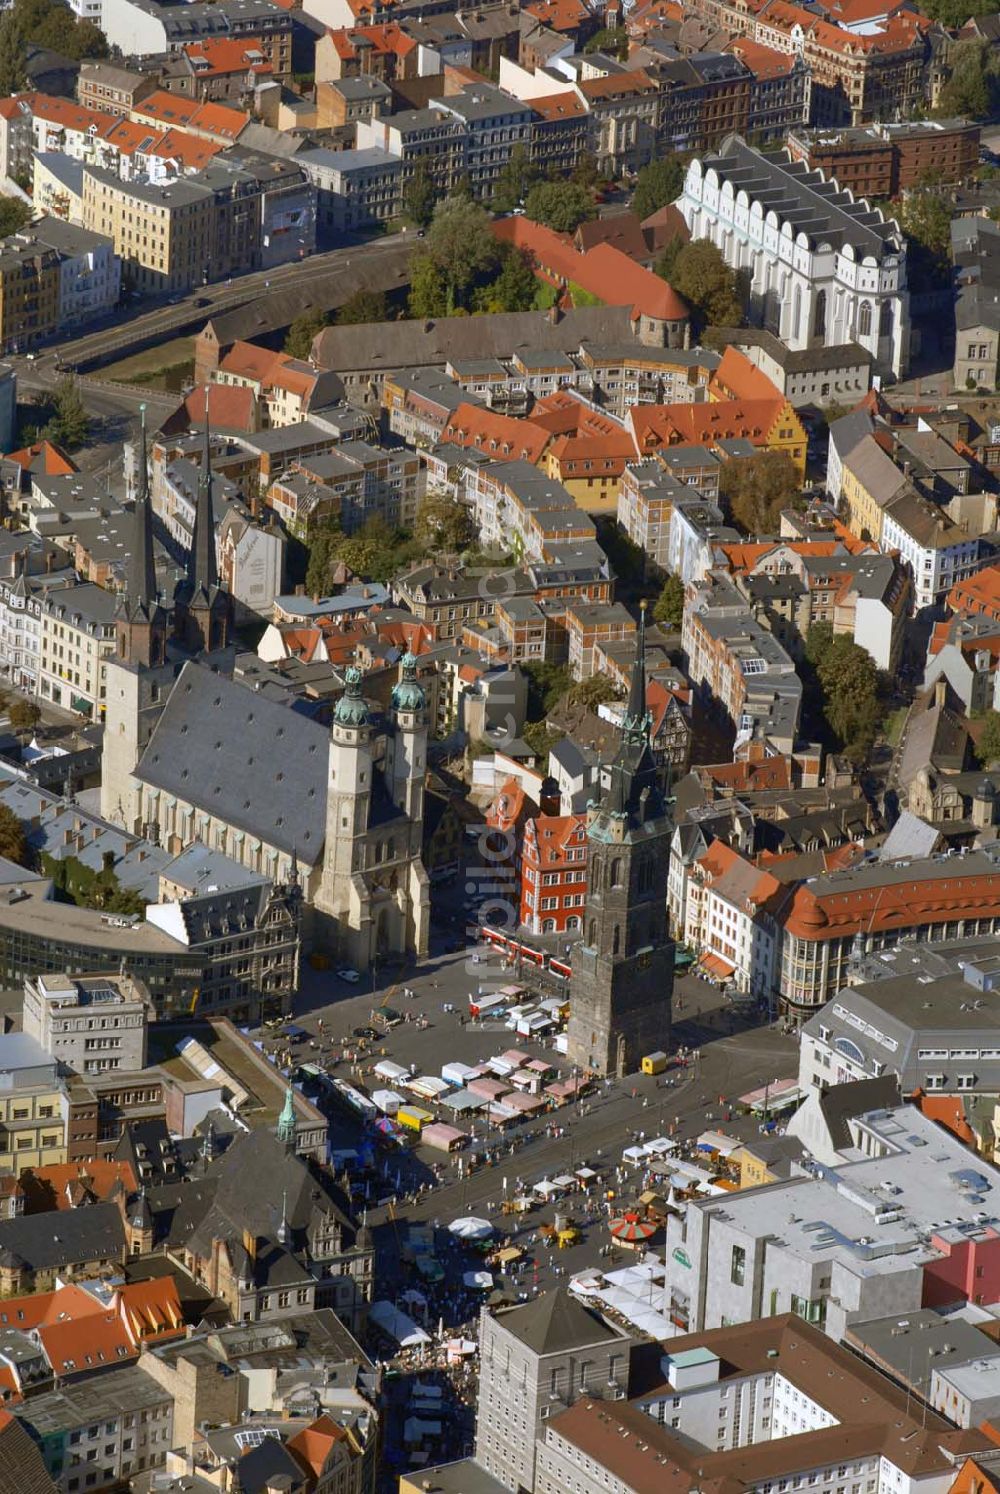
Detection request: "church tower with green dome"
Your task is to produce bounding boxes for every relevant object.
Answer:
[315,656,430,969]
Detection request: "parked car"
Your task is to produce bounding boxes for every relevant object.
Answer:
[337,968,361,983]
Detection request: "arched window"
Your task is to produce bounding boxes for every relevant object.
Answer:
[543,919,555,934]
[611,857,623,888]
[857,300,872,338]
[566,915,580,931]
[879,301,893,339]
[612,925,621,955]
[813,289,826,339]
[588,919,596,946]
[792,282,802,341]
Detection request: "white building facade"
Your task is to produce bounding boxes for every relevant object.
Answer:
[679,136,909,379]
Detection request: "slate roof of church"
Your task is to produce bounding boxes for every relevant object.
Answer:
[135,659,329,862]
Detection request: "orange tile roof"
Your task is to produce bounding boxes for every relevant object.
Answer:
[173,383,257,433]
[182,36,273,76]
[524,812,587,869]
[38,1308,135,1376]
[916,1092,976,1145]
[3,440,75,474]
[724,36,797,76]
[117,1276,185,1344]
[18,1160,136,1211]
[493,217,688,324]
[442,402,552,464]
[327,20,416,58]
[949,565,1000,621]
[21,91,113,133]
[522,0,591,29]
[709,346,784,403]
[578,68,660,98]
[132,90,248,141]
[132,88,199,126]
[531,92,587,121]
[629,398,786,454]
[153,127,222,170]
[784,865,1000,940]
[287,1415,361,1478]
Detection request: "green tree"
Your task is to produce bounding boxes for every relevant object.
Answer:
[422,198,499,313]
[898,189,954,292]
[566,675,619,709]
[9,699,41,738]
[284,309,329,358]
[804,621,834,669]
[401,162,437,228]
[571,155,600,190]
[407,252,449,318]
[337,289,388,326]
[523,719,564,763]
[523,661,572,720]
[414,491,473,553]
[0,194,29,238]
[935,38,999,117]
[304,520,340,598]
[473,245,537,313]
[653,572,685,629]
[87,864,145,916]
[0,803,28,866]
[672,238,742,328]
[654,237,685,285]
[815,635,882,762]
[492,143,537,214]
[976,709,1000,765]
[720,450,801,533]
[0,11,26,95]
[523,180,596,233]
[632,157,686,221]
[583,25,628,58]
[42,378,88,450]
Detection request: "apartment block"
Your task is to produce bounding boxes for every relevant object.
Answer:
[0,1032,67,1173]
[23,972,152,1075]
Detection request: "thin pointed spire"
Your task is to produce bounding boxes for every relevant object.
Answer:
[125,404,157,610]
[189,404,218,596]
[625,601,647,736]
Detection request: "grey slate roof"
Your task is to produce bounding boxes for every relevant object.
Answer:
[311,306,638,375]
[704,135,903,257]
[136,659,328,862]
[495,1287,624,1356]
[0,1201,124,1271]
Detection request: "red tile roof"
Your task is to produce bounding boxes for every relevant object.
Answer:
[493,216,688,324]
[3,440,76,475]
[181,36,273,76]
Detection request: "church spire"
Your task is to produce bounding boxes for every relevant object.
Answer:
[624,601,648,745]
[125,404,157,613]
[276,1085,296,1151]
[189,407,218,597]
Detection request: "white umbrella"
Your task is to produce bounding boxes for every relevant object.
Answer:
[449,1216,494,1240]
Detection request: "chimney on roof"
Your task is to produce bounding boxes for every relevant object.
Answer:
[548,302,561,324]
[934,678,947,710]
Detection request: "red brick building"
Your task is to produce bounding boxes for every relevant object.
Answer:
[520,812,588,936]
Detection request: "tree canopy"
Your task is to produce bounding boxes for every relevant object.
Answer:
[976,709,1000,766]
[0,0,106,93]
[0,803,28,867]
[566,675,619,709]
[283,309,328,358]
[0,195,30,238]
[653,572,685,629]
[523,180,596,233]
[631,157,686,222]
[583,25,628,58]
[720,451,801,534]
[408,198,500,316]
[934,36,1000,113]
[670,238,742,329]
[806,624,884,764]
[413,492,473,553]
[305,516,417,590]
[400,162,437,229]
[897,189,954,292]
[337,289,389,326]
[492,144,538,215]
[42,378,88,450]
